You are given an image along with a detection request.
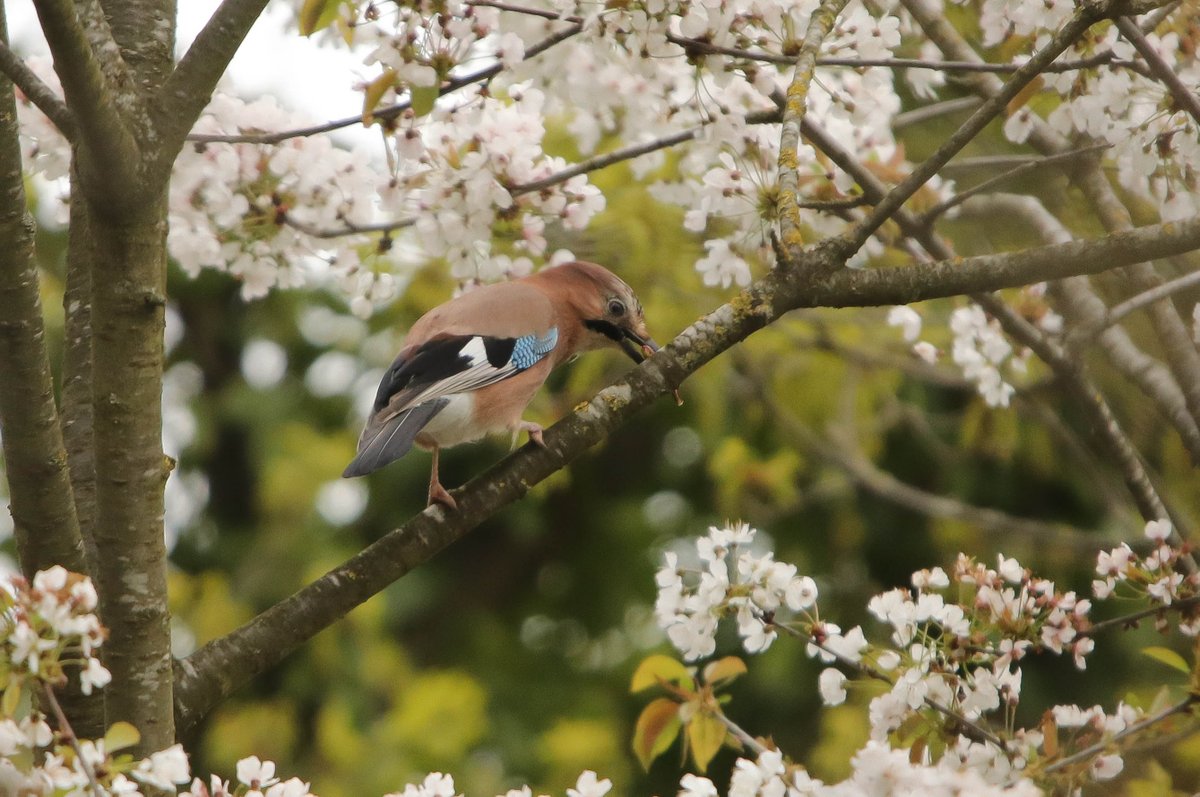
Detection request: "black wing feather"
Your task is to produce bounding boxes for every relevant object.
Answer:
[342,398,449,477]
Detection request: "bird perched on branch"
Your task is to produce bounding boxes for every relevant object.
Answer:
[343,261,661,509]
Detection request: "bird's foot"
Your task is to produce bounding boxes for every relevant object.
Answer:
[517,420,546,448]
[427,480,458,511]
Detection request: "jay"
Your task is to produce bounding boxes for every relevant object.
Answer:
[343,260,659,508]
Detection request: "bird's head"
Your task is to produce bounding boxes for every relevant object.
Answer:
[547,261,658,363]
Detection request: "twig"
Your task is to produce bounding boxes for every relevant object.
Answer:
[1079,595,1200,638]
[185,22,582,146]
[800,117,1183,534]
[1040,696,1197,776]
[714,710,769,756]
[775,621,1010,751]
[845,2,1105,252]
[893,97,981,130]
[1115,16,1200,126]
[42,682,104,797]
[0,39,76,140]
[1072,269,1200,342]
[776,0,851,260]
[920,144,1110,223]
[283,107,782,239]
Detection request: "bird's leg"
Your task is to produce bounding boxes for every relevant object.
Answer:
[427,446,457,510]
[515,419,546,448]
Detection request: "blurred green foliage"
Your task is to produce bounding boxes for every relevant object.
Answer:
[6,104,1198,796]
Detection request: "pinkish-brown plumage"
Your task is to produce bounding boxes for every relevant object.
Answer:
[343,261,658,508]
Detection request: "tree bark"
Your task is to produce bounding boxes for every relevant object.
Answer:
[0,3,86,582]
[86,190,175,752]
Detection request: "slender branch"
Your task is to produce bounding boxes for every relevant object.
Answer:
[1115,16,1200,126]
[1075,269,1200,341]
[0,40,76,140]
[960,192,1200,465]
[1040,696,1197,776]
[778,623,1009,750]
[714,711,769,756]
[185,23,582,146]
[468,0,1136,74]
[776,0,850,258]
[1073,162,1200,451]
[42,682,104,797]
[31,0,140,197]
[846,2,1105,252]
[286,107,782,239]
[894,97,981,130]
[150,0,271,180]
[802,118,1180,528]
[1080,595,1200,638]
[920,144,1110,224]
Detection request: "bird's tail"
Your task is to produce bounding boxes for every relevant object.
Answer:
[342,399,449,478]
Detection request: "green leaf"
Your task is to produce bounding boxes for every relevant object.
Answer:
[361,70,397,124]
[1142,646,1190,675]
[410,85,440,119]
[631,654,692,693]
[298,0,343,36]
[632,698,681,770]
[687,711,727,772]
[2,676,21,717]
[703,656,747,688]
[104,721,141,752]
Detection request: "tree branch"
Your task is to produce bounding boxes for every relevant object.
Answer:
[846,1,1105,252]
[150,0,271,180]
[959,192,1200,465]
[31,0,140,198]
[1076,269,1200,342]
[776,0,849,259]
[284,108,783,239]
[185,22,582,146]
[920,144,1110,224]
[1115,16,1200,126]
[0,39,76,140]
[173,207,1200,731]
[801,117,1180,527]
[1040,696,1197,777]
[0,3,87,582]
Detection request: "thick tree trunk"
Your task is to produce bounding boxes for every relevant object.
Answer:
[86,189,175,752]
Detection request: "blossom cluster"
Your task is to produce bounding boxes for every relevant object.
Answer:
[650,521,1200,792]
[993,11,1200,222]
[2,565,109,694]
[654,522,818,660]
[678,745,1041,797]
[1093,519,1200,633]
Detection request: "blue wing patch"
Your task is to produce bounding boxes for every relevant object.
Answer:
[511,328,558,370]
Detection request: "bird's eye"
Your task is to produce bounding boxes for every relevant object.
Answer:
[608,299,626,317]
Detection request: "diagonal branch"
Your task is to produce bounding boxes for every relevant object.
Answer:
[150,0,271,180]
[0,39,76,140]
[185,22,582,146]
[1115,16,1200,126]
[173,211,1200,732]
[776,0,849,259]
[31,0,140,196]
[800,118,1179,528]
[845,1,1107,252]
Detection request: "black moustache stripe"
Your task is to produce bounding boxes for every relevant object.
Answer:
[584,318,625,342]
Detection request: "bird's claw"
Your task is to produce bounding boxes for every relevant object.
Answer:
[427,481,458,510]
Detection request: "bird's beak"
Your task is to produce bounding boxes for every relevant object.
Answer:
[619,328,658,364]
